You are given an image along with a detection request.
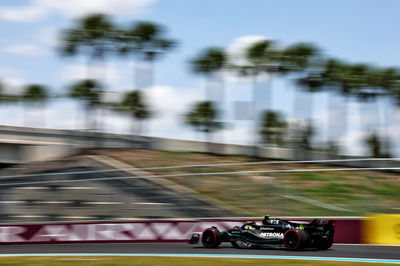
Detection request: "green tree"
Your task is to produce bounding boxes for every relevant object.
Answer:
[323,60,373,150]
[282,43,320,136]
[185,101,222,152]
[282,43,319,73]
[0,81,16,104]
[118,90,151,135]
[259,111,287,146]
[244,40,280,111]
[22,84,48,127]
[118,21,175,88]
[301,121,315,150]
[69,79,102,130]
[374,68,400,102]
[60,13,116,80]
[290,120,315,150]
[365,133,391,158]
[191,47,227,101]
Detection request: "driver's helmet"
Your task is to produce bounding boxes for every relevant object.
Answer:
[262,214,270,224]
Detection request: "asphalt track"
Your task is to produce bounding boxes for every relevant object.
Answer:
[0,243,398,260]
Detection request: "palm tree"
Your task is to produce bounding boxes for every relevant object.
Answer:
[60,13,116,80]
[378,68,400,102]
[185,101,222,152]
[281,43,319,73]
[118,21,175,89]
[0,81,11,104]
[117,90,151,135]
[22,84,48,127]
[323,60,371,150]
[235,40,281,154]
[191,47,227,101]
[244,40,280,112]
[259,111,287,146]
[69,79,102,130]
[365,132,391,158]
[281,43,320,138]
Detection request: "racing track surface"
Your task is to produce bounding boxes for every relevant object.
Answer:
[0,243,399,260]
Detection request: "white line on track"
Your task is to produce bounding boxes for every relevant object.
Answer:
[0,253,398,264]
[335,243,400,247]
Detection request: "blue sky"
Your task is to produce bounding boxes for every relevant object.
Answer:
[0,0,399,155]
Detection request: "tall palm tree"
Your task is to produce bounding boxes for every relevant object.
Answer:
[118,21,175,89]
[238,40,281,154]
[185,101,222,152]
[323,60,371,150]
[356,67,395,151]
[259,110,287,146]
[378,68,400,100]
[191,47,227,102]
[60,13,116,81]
[281,43,319,73]
[22,84,48,127]
[365,132,391,158]
[69,79,102,130]
[244,40,280,112]
[117,90,151,135]
[281,43,320,145]
[318,59,348,149]
[190,47,227,145]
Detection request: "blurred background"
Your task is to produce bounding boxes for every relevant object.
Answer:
[0,0,399,223]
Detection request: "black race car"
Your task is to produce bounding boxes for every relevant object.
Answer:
[189,217,336,251]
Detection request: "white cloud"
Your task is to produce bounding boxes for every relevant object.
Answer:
[145,85,202,116]
[0,0,156,22]
[1,77,25,95]
[127,85,202,139]
[227,35,267,64]
[0,4,47,22]
[0,66,26,95]
[3,44,40,56]
[224,35,271,83]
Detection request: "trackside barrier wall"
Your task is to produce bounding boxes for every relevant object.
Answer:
[0,218,362,244]
[363,214,400,245]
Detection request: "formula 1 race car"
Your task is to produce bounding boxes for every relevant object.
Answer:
[189,217,336,251]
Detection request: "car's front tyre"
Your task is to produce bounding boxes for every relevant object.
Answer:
[202,227,222,248]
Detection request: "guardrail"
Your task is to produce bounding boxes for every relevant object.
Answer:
[0,217,363,244]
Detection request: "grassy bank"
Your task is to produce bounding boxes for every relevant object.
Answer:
[97,149,400,216]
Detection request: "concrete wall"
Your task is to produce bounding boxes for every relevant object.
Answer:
[0,125,398,170]
[0,143,23,164]
[0,125,147,163]
[146,136,294,160]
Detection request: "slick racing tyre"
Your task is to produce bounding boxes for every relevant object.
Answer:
[202,228,222,248]
[284,229,308,251]
[317,237,334,250]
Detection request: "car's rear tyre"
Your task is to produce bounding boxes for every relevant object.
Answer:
[202,228,222,248]
[284,229,307,251]
[317,237,333,250]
